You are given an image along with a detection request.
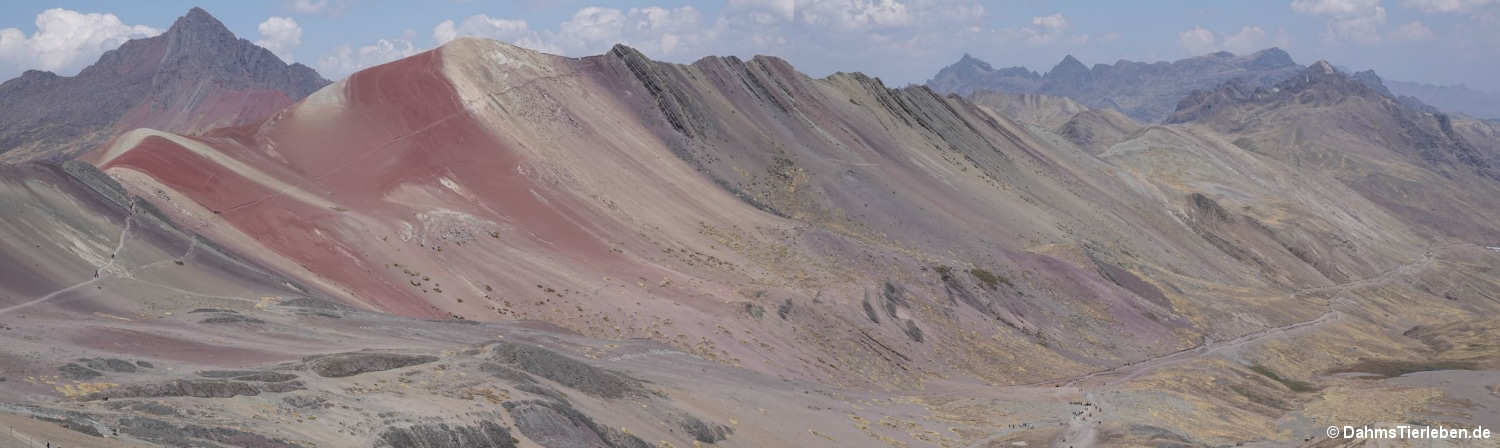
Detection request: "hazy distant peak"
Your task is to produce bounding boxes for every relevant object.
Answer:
[1248,47,1296,69]
[1044,55,1091,84]
[1052,55,1087,73]
[925,53,1042,96]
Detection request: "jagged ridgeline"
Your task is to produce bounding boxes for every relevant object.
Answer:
[928,48,1301,123]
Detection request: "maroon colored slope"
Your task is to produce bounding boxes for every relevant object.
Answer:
[93,47,642,320]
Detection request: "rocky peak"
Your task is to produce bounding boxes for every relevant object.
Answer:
[1,69,59,87]
[1043,54,1092,89]
[18,69,58,80]
[0,7,331,161]
[165,7,234,41]
[947,54,1038,80]
[1351,69,1442,113]
[1047,55,1089,76]
[79,7,297,82]
[156,8,270,72]
[610,43,646,60]
[955,53,992,70]
[1277,60,1370,98]
[926,54,1041,96]
[1248,48,1295,69]
[1351,69,1395,98]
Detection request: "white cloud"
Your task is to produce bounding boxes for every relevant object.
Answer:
[316,38,418,77]
[1291,0,1380,15]
[560,7,627,45]
[1178,26,1218,55]
[1391,20,1436,39]
[923,0,985,22]
[533,6,711,57]
[1221,26,1271,53]
[1401,0,1497,12]
[1032,13,1067,31]
[0,8,161,76]
[728,0,796,21]
[726,0,917,29]
[1327,6,1387,43]
[290,0,327,14]
[421,0,984,84]
[255,17,302,63]
[1022,13,1069,45]
[1177,25,1283,55]
[799,0,913,30]
[1291,0,1387,44]
[288,0,354,16]
[431,14,559,53]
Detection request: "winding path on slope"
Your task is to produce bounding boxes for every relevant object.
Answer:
[0,203,238,316]
[1048,240,1454,390]
[1061,309,1339,388]
[958,241,1463,448]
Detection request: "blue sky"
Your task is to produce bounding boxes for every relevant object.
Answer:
[1,1,1497,92]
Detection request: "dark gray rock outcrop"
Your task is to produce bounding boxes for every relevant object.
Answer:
[489,342,646,399]
[82,379,305,400]
[504,400,649,448]
[118,416,307,448]
[377,421,519,448]
[303,352,438,377]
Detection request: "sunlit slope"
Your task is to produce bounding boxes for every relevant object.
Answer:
[88,39,1500,392]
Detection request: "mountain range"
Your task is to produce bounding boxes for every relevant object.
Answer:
[928,49,1303,123]
[1,8,1499,448]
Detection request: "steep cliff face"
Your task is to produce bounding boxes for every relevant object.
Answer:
[0,8,328,162]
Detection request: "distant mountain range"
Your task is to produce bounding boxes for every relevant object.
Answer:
[931,48,1500,123]
[0,7,328,162]
[928,49,1303,123]
[1386,80,1500,120]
